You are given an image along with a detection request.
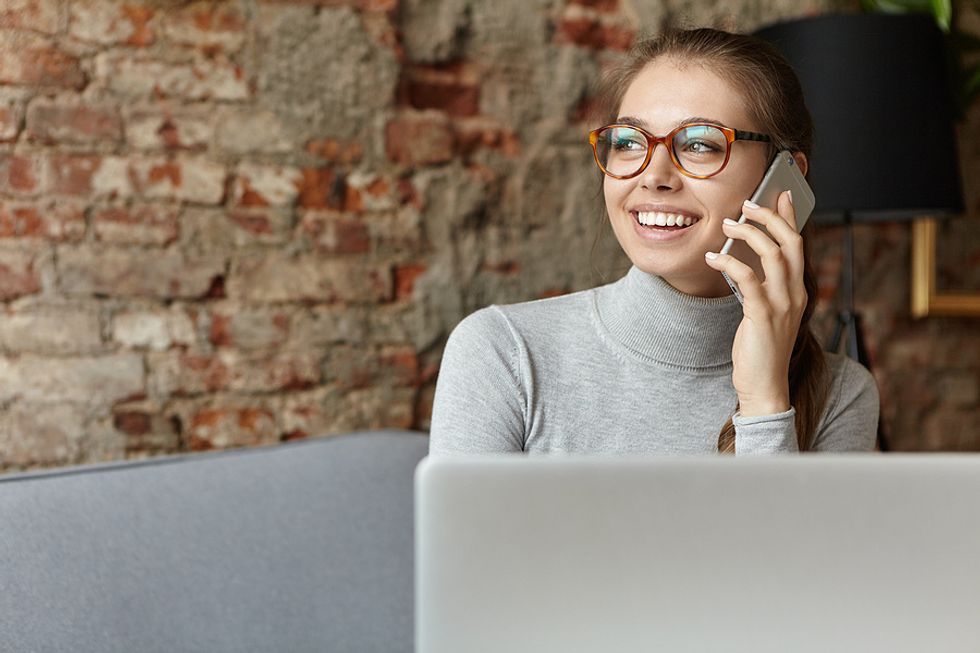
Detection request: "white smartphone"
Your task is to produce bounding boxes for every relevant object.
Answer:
[719,150,815,301]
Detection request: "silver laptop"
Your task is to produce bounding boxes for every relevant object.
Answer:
[415,455,980,653]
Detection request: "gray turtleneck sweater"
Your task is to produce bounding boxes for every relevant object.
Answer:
[429,266,879,455]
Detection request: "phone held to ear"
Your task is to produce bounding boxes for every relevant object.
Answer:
[718,150,815,303]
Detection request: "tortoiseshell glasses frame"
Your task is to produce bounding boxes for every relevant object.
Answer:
[589,122,772,180]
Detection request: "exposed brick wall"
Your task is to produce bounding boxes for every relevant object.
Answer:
[0,0,977,470]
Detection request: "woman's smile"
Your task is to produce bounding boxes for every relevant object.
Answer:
[630,206,703,242]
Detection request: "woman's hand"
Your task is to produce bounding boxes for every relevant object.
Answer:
[703,191,806,416]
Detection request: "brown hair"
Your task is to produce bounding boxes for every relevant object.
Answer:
[592,28,829,452]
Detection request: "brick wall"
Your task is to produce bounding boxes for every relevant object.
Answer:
[0,0,977,469]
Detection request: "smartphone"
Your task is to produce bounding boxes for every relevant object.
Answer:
[719,150,815,301]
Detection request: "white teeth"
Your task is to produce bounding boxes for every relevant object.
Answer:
[635,211,699,227]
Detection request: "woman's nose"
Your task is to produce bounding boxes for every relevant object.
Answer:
[639,142,681,191]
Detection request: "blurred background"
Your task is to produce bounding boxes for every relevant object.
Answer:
[0,0,977,471]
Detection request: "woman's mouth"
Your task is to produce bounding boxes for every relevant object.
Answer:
[632,210,701,230]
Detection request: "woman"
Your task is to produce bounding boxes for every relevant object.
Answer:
[429,28,879,454]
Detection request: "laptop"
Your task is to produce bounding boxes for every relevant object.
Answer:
[415,455,980,653]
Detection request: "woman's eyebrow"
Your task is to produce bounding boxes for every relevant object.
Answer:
[613,115,728,130]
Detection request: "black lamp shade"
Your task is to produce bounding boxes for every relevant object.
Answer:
[755,14,965,223]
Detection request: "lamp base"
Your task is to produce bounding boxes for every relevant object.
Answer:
[826,217,887,451]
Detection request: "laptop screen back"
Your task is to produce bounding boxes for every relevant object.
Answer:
[416,455,980,653]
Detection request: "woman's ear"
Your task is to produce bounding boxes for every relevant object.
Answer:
[793,151,809,177]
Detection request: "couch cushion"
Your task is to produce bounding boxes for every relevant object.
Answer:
[0,430,428,653]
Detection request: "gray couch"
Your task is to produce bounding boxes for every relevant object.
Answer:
[0,430,429,653]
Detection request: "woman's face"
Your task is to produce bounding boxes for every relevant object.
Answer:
[604,58,771,297]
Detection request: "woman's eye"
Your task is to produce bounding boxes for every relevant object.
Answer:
[682,140,721,155]
[612,138,644,151]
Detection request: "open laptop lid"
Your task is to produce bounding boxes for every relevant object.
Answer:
[416,455,980,653]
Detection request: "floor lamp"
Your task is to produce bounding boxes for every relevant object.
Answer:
[755,14,965,451]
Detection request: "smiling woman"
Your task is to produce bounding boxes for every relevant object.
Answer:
[428,28,880,456]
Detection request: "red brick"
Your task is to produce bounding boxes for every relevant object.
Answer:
[0,103,20,142]
[0,155,42,195]
[0,248,41,300]
[326,345,419,390]
[415,382,435,430]
[0,199,86,241]
[379,346,420,386]
[232,163,303,208]
[26,98,123,145]
[115,405,182,454]
[483,261,521,275]
[163,4,247,53]
[556,18,634,51]
[0,33,85,89]
[177,353,231,394]
[297,168,343,210]
[456,118,521,157]
[113,411,152,436]
[227,351,322,393]
[397,177,422,209]
[122,5,155,46]
[343,173,397,212]
[187,405,276,450]
[58,245,225,299]
[0,205,43,238]
[386,111,455,166]
[208,307,291,350]
[539,287,570,299]
[126,111,213,151]
[298,212,371,254]
[46,154,100,196]
[227,252,391,303]
[228,210,275,236]
[569,0,618,11]
[361,0,399,13]
[92,204,179,246]
[96,52,247,101]
[399,63,480,117]
[305,138,364,165]
[69,0,156,46]
[366,177,390,197]
[344,185,364,212]
[209,314,232,347]
[0,403,85,467]
[393,263,426,300]
[130,156,226,204]
[360,9,402,59]
[0,0,60,34]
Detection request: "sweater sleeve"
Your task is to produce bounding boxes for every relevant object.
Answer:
[733,408,799,454]
[428,307,527,455]
[732,353,880,454]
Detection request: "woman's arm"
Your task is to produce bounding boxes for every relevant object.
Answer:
[732,354,880,453]
[428,307,527,455]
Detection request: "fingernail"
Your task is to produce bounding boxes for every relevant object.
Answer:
[743,199,759,209]
[723,218,739,226]
[786,190,793,204]
[704,251,718,260]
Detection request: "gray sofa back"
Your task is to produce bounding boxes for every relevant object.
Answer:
[0,430,429,653]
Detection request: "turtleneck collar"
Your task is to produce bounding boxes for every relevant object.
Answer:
[594,266,743,369]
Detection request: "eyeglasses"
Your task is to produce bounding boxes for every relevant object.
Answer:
[589,122,772,180]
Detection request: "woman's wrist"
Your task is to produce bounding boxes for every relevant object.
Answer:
[738,393,791,417]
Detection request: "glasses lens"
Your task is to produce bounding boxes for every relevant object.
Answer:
[595,126,648,177]
[671,125,729,177]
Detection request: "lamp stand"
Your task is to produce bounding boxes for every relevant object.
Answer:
[827,212,887,450]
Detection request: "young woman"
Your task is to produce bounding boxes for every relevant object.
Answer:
[429,28,879,454]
